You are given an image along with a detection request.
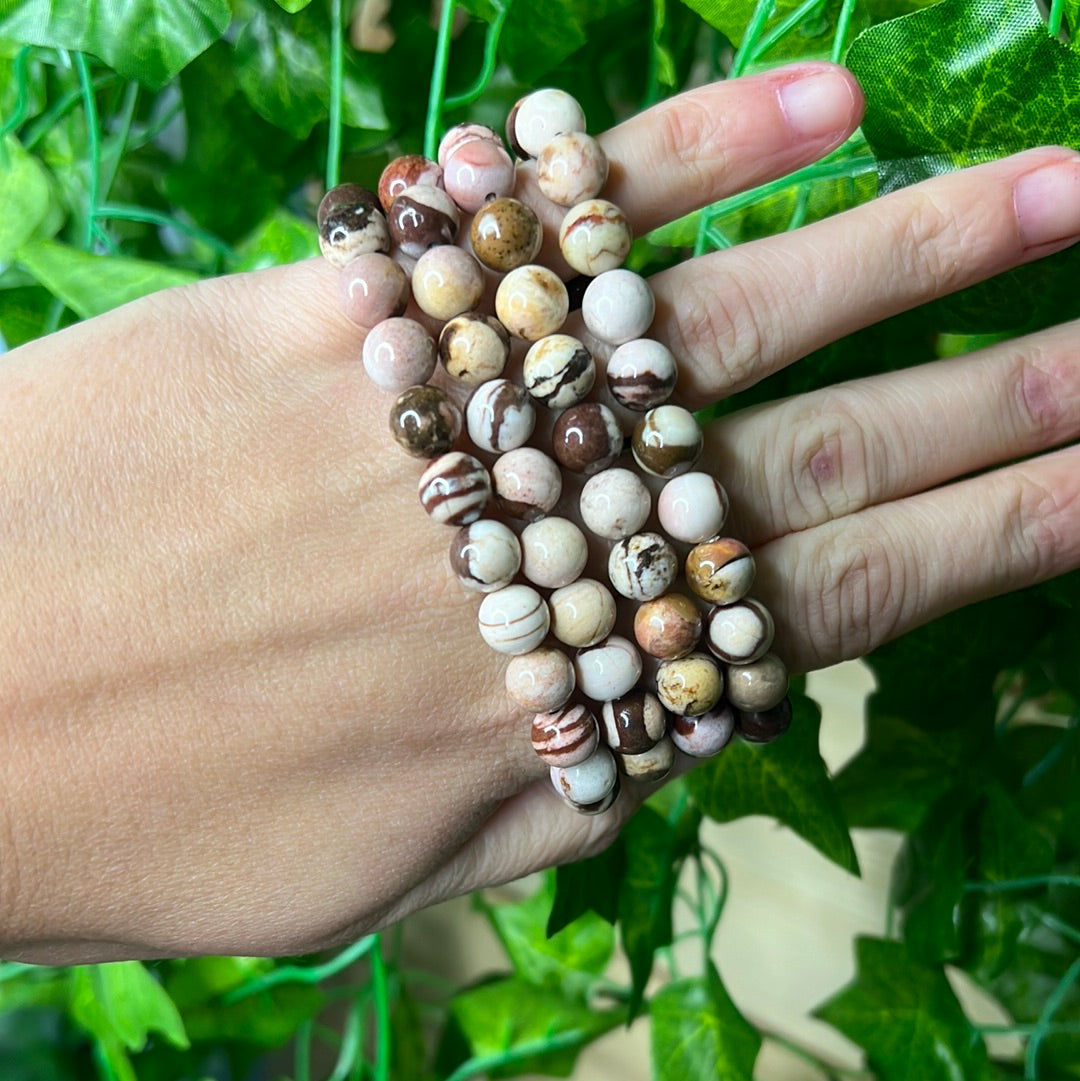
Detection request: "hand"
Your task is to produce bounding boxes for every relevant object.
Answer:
[2,62,1077,963]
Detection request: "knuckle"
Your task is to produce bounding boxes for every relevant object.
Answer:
[1006,469,1075,586]
[649,96,731,197]
[890,189,971,290]
[1009,346,1068,438]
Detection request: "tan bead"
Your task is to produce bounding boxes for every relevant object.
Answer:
[505,647,576,712]
[470,197,543,272]
[633,593,702,659]
[725,652,789,711]
[619,735,675,783]
[439,312,510,386]
[655,652,724,717]
[496,264,569,340]
[549,578,616,648]
[685,538,755,604]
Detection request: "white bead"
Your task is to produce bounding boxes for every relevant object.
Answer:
[466,379,536,453]
[521,517,588,589]
[449,519,521,593]
[478,584,550,655]
[607,532,678,601]
[581,269,655,345]
[670,702,736,757]
[512,89,586,158]
[550,744,617,806]
[574,635,642,701]
[579,468,651,540]
[658,472,730,544]
[492,447,562,520]
[705,599,774,664]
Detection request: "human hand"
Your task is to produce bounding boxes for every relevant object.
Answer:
[2,61,1077,963]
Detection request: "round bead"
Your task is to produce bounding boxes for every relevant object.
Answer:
[449,519,521,593]
[536,130,609,206]
[506,647,576,712]
[437,122,502,167]
[466,379,536,453]
[670,702,736,758]
[705,599,775,664]
[418,451,491,526]
[549,578,616,647]
[478,584,550,655]
[550,745,617,809]
[562,775,621,815]
[521,516,588,589]
[686,538,755,604]
[633,593,702,660]
[575,635,642,702]
[601,691,667,754]
[608,532,678,601]
[523,334,595,409]
[495,265,569,341]
[578,468,651,540]
[317,184,389,266]
[389,384,462,458]
[507,88,586,159]
[725,652,790,712]
[658,472,730,544]
[378,154,443,212]
[338,252,409,329]
[551,402,623,475]
[411,245,484,321]
[631,405,703,478]
[581,270,655,345]
[736,696,793,744]
[619,736,675,783]
[438,312,510,386]
[470,197,544,272]
[387,184,459,259]
[559,199,632,276]
[655,652,724,716]
[531,704,599,767]
[492,447,562,520]
[606,339,678,411]
[361,316,436,393]
[443,138,515,213]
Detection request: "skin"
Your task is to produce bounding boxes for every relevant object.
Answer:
[2,62,1079,963]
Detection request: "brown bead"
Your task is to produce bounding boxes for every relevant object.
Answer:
[317,183,389,266]
[389,385,461,458]
[631,405,703,478]
[736,696,793,744]
[601,691,668,754]
[551,402,623,475]
[685,539,755,604]
[387,184,459,259]
[378,154,443,212]
[470,197,543,272]
[531,704,599,768]
[725,652,789,712]
[633,593,702,659]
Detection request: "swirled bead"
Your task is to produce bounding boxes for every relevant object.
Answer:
[685,538,755,604]
[549,745,618,810]
[619,735,675,782]
[449,519,521,593]
[575,635,642,702]
[705,598,775,664]
[470,197,544,272]
[338,252,409,330]
[437,121,503,166]
[439,312,510,386]
[558,199,632,276]
[466,379,536,454]
[387,184,459,258]
[655,652,724,716]
[670,702,736,757]
[389,385,461,458]
[633,592,702,660]
[412,245,484,321]
[608,532,678,601]
[631,405,703,478]
[658,472,729,544]
[725,652,790,712]
[521,516,588,589]
[492,447,562,519]
[505,647,576,712]
[549,578,616,648]
[581,269,655,345]
[531,704,599,767]
[606,338,678,411]
[361,316,436,393]
[443,137,515,213]
[496,265,569,341]
[523,334,595,409]
[478,584,550,655]
[418,451,491,526]
[507,88,586,159]
[378,154,444,212]
[736,696,793,744]
[578,468,651,540]
[601,691,667,754]
[536,130,609,207]
[551,402,623,475]
[318,183,389,266]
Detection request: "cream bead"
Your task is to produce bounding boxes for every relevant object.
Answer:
[478,584,550,655]
[449,519,521,593]
[655,652,724,716]
[579,468,651,540]
[574,635,642,702]
[521,517,589,589]
[549,578,616,647]
[659,472,730,544]
[705,599,775,664]
[505,647,576,712]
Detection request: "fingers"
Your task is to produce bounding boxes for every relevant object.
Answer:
[653,147,1080,407]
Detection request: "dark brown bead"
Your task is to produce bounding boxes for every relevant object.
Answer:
[551,402,624,475]
[736,696,793,744]
[317,184,389,265]
[601,691,667,754]
[377,154,443,212]
[387,185,459,259]
[389,385,461,458]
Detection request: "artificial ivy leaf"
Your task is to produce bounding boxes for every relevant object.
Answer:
[547,836,626,936]
[677,0,851,60]
[0,136,52,263]
[687,686,860,874]
[815,937,993,1081]
[977,784,1056,881]
[0,285,54,349]
[0,0,230,88]
[650,962,760,1081]
[229,209,319,271]
[274,0,314,9]
[179,982,325,1046]
[498,0,588,83]
[163,956,273,1009]
[15,238,198,319]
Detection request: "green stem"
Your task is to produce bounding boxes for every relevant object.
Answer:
[1040,911,1080,947]
[75,52,101,251]
[93,203,233,258]
[979,1021,1080,1036]
[225,934,379,1002]
[0,46,32,136]
[444,1,513,111]
[645,0,665,106]
[786,183,811,231]
[730,0,776,78]
[295,1018,314,1081]
[750,0,827,64]
[371,936,392,1081]
[424,0,458,160]
[1048,0,1065,38]
[1026,955,1080,1080]
[327,0,344,190]
[327,998,365,1081]
[22,72,118,151]
[963,875,1080,894]
[99,81,139,205]
[443,1028,598,1081]
[830,0,858,62]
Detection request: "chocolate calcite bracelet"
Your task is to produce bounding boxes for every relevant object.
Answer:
[318,88,793,814]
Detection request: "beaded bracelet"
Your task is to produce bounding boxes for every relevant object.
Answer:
[317,88,793,816]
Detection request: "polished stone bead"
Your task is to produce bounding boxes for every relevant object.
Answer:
[578,468,651,540]
[536,130,609,206]
[607,338,678,411]
[658,472,730,544]
[736,696,793,744]
[338,252,409,330]
[389,385,461,458]
[550,744,617,809]
[412,245,485,321]
[608,532,678,601]
[507,88,586,159]
[505,646,576,712]
[492,447,562,519]
[378,154,444,212]
[633,592,702,660]
[531,703,599,767]
[549,578,616,648]
[449,519,521,593]
[575,635,642,702]
[725,652,790,712]
[387,184,459,259]
[466,379,536,454]
[619,735,675,782]
[631,405,703,478]
[705,599,775,664]
[581,270,654,345]
[478,583,550,655]
[495,265,569,341]
[523,334,595,409]
[670,702,736,757]
[551,402,623,475]
[437,121,503,167]
[439,312,510,386]
[317,183,389,266]
[559,199,632,276]
[418,451,491,526]
[361,316,436,393]
[444,137,515,213]
[601,691,667,754]
[521,516,588,589]
[685,538,755,604]
[655,652,724,716]
[470,196,543,272]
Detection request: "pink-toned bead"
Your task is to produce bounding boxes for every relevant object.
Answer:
[492,446,562,520]
[606,338,678,412]
[551,402,623,475]
[531,704,599,767]
[506,647,576,712]
[670,702,736,757]
[418,451,491,526]
[412,245,484,321]
[633,593,702,660]
[361,317,436,393]
[705,599,775,664]
[338,253,409,330]
[658,472,729,544]
[578,468,651,540]
[378,154,444,212]
[437,122,503,167]
[387,184,460,259]
[581,270,654,345]
[536,130,608,207]
[443,138,515,213]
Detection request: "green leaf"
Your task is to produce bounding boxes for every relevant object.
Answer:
[0,284,56,348]
[815,938,993,1081]
[687,686,859,874]
[229,208,319,271]
[498,0,588,82]
[0,135,52,263]
[15,238,198,318]
[547,837,626,936]
[179,982,324,1046]
[0,0,231,88]
[274,0,314,9]
[650,962,761,1081]
[978,784,1056,882]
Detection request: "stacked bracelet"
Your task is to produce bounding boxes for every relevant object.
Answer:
[317,88,793,816]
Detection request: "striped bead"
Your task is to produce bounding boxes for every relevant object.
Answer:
[531,704,599,767]
[477,584,550,655]
[418,451,491,526]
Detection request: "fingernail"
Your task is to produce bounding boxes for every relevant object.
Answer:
[777,68,857,139]
[1014,158,1080,248]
